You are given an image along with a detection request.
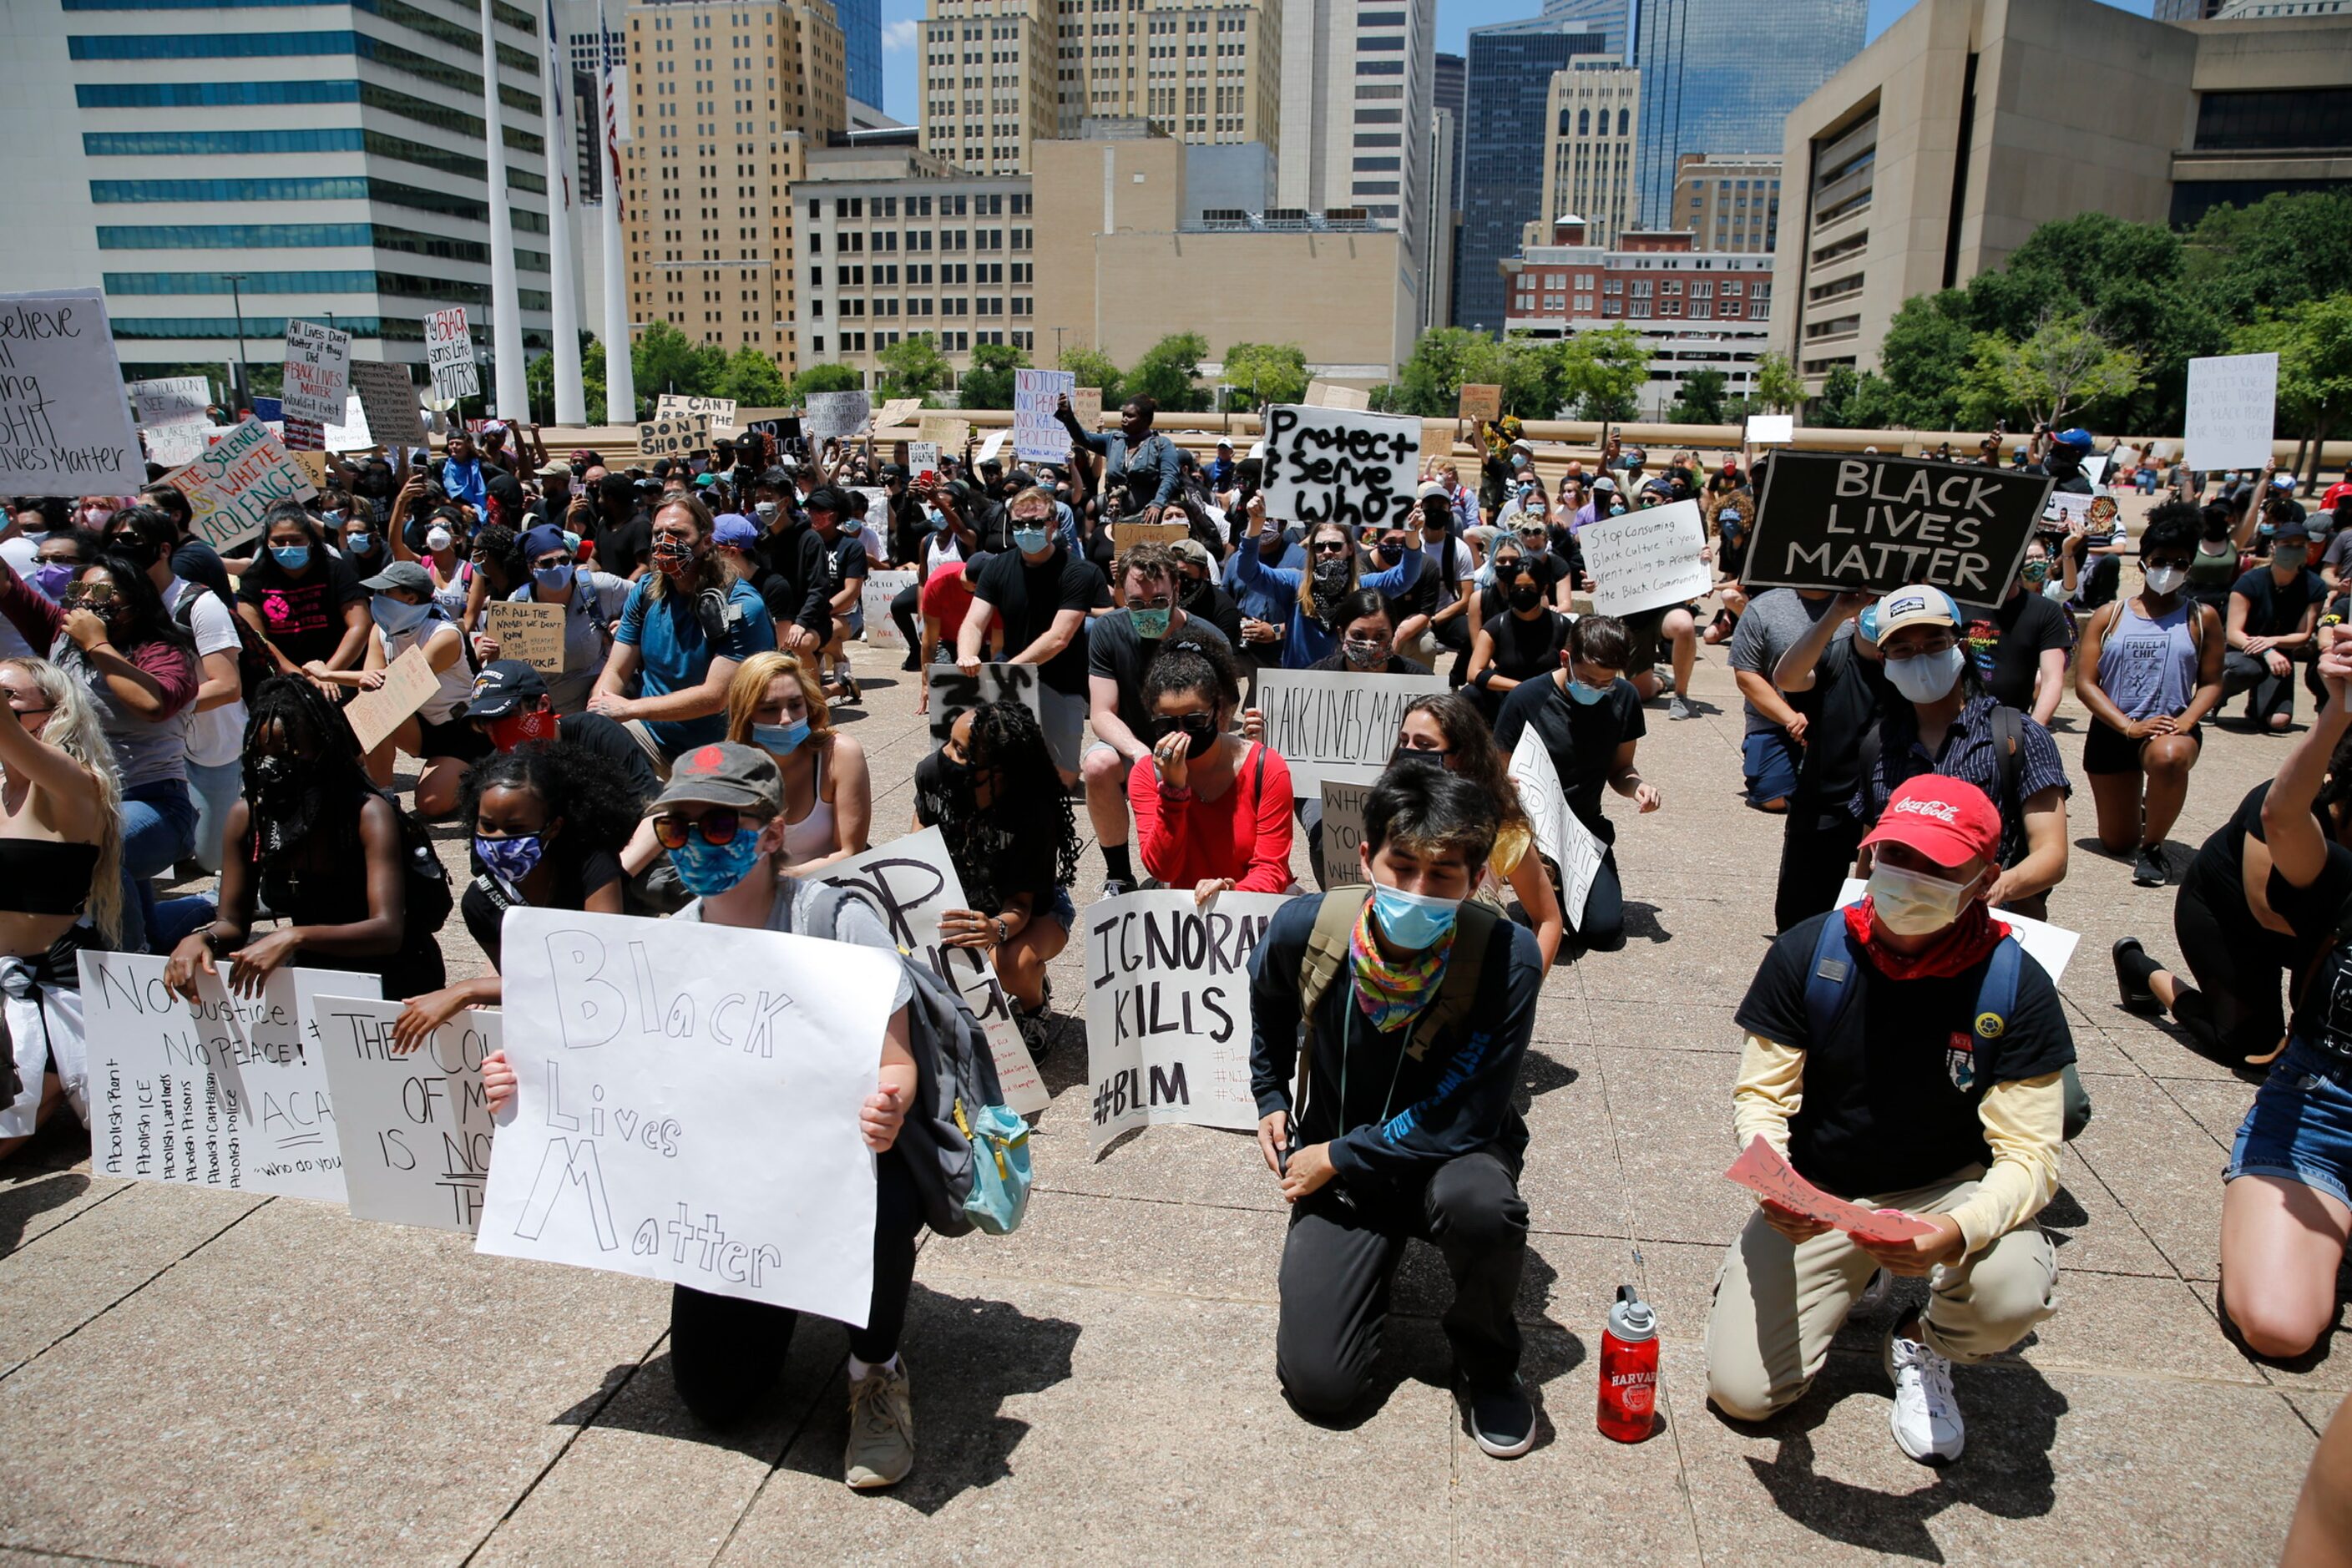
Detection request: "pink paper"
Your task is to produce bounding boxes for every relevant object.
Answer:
[1724,1136,1936,1244]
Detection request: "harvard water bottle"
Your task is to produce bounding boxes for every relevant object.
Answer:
[1597,1283,1659,1443]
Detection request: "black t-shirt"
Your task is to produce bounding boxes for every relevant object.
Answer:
[1085,609,1231,739]
[825,532,869,600]
[558,711,661,804]
[1960,590,2072,713]
[169,539,235,607]
[971,544,1097,696]
[912,750,1061,914]
[2233,564,2324,640]
[592,509,652,578]
[1490,671,1646,842]
[237,551,367,666]
[1735,913,2076,1197]
[1790,635,1884,827]
[1181,579,1246,647]
[461,844,625,970]
[1479,607,1572,685]
[2269,847,2352,1061]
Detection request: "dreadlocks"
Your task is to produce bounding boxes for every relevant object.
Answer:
[935,698,1080,915]
[240,676,371,898]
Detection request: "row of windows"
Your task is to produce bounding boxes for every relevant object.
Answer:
[99,271,551,312]
[69,18,536,86]
[78,79,355,107]
[66,0,534,31]
[83,129,545,194]
[96,223,551,274]
[77,87,542,155]
[89,177,549,233]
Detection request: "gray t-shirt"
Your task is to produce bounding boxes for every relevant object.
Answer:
[677,876,914,1014]
[1727,589,1849,736]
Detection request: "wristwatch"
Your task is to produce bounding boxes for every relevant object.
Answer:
[993,915,1010,946]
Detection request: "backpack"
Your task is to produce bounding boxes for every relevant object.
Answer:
[1289,890,1499,1129]
[1858,703,2025,853]
[172,585,277,703]
[379,787,453,937]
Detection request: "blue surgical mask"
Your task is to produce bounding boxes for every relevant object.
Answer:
[562,529,582,553]
[1371,883,1460,949]
[533,563,575,595]
[669,831,762,897]
[753,718,811,755]
[1130,606,1171,640]
[271,544,311,571]
[370,595,432,635]
[930,508,952,532]
[1565,677,1607,706]
[346,531,375,554]
[474,832,545,888]
[1013,525,1050,554]
[321,509,344,525]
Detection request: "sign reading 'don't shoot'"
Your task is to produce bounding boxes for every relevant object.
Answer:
[1743,451,2049,599]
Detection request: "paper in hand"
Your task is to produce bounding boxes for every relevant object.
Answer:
[1724,1136,1936,1244]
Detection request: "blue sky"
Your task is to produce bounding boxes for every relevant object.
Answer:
[874,0,2156,123]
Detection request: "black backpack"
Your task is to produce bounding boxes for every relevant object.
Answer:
[172,586,278,704]
[375,787,453,936]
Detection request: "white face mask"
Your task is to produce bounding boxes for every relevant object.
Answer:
[1868,860,1977,936]
[2143,564,2187,597]
[1885,644,1964,705]
[425,525,454,553]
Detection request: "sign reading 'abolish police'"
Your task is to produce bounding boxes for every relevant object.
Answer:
[1744,453,2050,598]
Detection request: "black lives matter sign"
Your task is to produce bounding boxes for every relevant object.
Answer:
[1259,403,1419,528]
[1745,453,2051,598]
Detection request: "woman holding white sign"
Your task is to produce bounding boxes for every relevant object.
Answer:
[1230,495,1421,670]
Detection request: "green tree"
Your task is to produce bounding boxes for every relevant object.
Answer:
[1666,368,1728,425]
[2243,293,2352,490]
[875,332,951,402]
[524,332,613,425]
[1059,346,1123,404]
[630,320,724,418]
[790,363,863,399]
[956,340,1030,410]
[711,346,791,407]
[1394,327,1510,417]
[1958,312,2145,430]
[1751,352,1804,414]
[1559,324,1650,422]
[1127,331,1210,412]
[1812,364,1898,429]
[1874,292,1975,428]
[1218,341,1309,410]
[2187,191,2352,326]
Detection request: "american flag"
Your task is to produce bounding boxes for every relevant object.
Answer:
[599,0,625,221]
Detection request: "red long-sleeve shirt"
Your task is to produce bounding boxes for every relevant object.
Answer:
[1127,741,1295,893]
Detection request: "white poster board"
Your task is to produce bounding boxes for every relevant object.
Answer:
[1304,380,1370,411]
[656,393,736,432]
[1834,878,2079,982]
[0,289,144,492]
[1579,498,1712,617]
[862,567,915,650]
[281,318,353,426]
[165,416,320,552]
[1253,668,1449,793]
[1013,368,1075,463]
[1259,403,1420,529]
[80,954,373,1202]
[425,306,480,402]
[310,994,501,1232]
[478,908,892,1318]
[817,827,1048,1115]
[2185,352,2278,473]
[131,375,212,432]
[977,429,1009,464]
[323,391,373,453]
[806,390,872,443]
[1318,781,1370,888]
[348,360,426,449]
[142,422,213,468]
[1081,889,1290,1154]
[908,440,941,477]
[1509,728,1604,924]
[1745,413,1794,446]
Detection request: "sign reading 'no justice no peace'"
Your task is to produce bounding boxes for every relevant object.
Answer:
[1743,452,2051,599]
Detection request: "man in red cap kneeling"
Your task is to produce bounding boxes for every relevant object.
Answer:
[1703,775,2072,1464]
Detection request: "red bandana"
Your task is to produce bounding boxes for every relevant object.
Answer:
[1844,897,2011,982]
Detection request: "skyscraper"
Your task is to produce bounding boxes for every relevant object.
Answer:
[1454,19,1609,332]
[1277,0,1435,307]
[1538,58,1641,249]
[839,0,883,111]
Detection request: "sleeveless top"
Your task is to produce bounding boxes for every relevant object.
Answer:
[2185,538,2239,604]
[2097,599,2198,722]
[779,746,837,864]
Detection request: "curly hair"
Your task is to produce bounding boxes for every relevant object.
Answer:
[457,740,643,856]
[935,698,1080,913]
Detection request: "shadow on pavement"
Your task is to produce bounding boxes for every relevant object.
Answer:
[0,1168,92,1256]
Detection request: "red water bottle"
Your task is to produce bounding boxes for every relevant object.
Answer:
[1597,1283,1659,1442]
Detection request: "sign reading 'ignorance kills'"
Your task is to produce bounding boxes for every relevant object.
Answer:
[1744,452,2050,599]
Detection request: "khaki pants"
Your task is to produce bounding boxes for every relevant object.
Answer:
[1702,1166,2058,1423]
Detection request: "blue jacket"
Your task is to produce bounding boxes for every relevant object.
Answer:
[1232,534,1421,668]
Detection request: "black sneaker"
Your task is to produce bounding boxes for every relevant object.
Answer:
[2112,937,2161,1015]
[1101,876,1136,899]
[1462,1374,1536,1459]
[899,654,921,673]
[1012,1003,1052,1065]
[2132,844,2167,887]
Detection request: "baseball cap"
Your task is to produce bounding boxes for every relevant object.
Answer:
[1418,480,1449,501]
[2272,508,2311,541]
[1216,437,1233,451]
[467,660,550,721]
[2052,427,2095,451]
[650,741,782,817]
[1591,475,1617,494]
[1860,775,2002,869]
[536,459,569,480]
[804,485,847,516]
[1170,538,1213,569]
[712,513,760,549]
[359,560,433,596]
[1871,584,1961,639]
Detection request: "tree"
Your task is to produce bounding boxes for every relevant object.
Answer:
[711,346,791,407]
[1393,327,1510,417]
[524,331,609,424]
[790,363,862,399]
[1875,292,1975,429]
[2244,293,2352,491]
[875,333,951,402]
[1751,352,1803,415]
[1126,331,1209,412]
[1218,341,1309,410]
[1560,324,1650,422]
[1959,311,2145,430]
[1059,346,1123,404]
[956,341,1029,410]
[1666,368,1728,425]
[630,320,724,418]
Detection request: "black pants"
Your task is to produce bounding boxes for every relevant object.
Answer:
[1775,811,1866,934]
[1573,846,1625,952]
[1277,1147,1528,1414]
[890,583,920,657]
[668,1148,924,1427]
[2173,877,2292,1058]
[2223,650,2298,726]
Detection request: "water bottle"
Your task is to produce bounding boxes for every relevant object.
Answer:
[1597,1283,1659,1443]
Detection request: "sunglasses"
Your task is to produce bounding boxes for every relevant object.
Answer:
[60,584,119,608]
[1156,714,1218,737]
[650,807,752,849]
[1310,540,1353,556]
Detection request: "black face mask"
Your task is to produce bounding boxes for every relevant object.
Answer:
[1508,584,1544,613]
[1387,744,1445,776]
[1179,576,1212,607]
[1311,559,1350,594]
[1156,713,1219,758]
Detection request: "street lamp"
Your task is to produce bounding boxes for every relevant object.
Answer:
[222,273,250,409]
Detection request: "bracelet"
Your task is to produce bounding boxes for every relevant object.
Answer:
[994,916,1010,946]
[1157,781,1194,802]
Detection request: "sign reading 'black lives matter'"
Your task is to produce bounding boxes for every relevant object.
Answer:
[1744,452,2051,599]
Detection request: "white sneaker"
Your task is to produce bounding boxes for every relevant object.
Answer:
[1884,1327,1964,1464]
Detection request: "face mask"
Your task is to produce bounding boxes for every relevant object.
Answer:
[2258,522,2276,539]
[2020,559,2050,586]
[1180,576,1211,607]
[2275,545,2309,569]
[1386,744,1445,776]
[29,563,73,600]
[80,507,114,529]
[346,531,375,554]
[534,563,575,595]
[1609,503,1626,517]
[1886,644,1965,705]
[753,718,811,756]
[271,544,311,572]
[475,832,545,888]
[2142,564,2185,596]
[1508,584,1544,613]
[1013,525,1050,554]
[485,708,559,751]
[930,509,953,533]
[669,830,763,898]
[1343,635,1387,670]
[425,525,454,553]
[1311,559,1350,594]
[1371,882,1459,949]
[250,751,301,804]
[562,529,582,554]
[1565,677,1607,706]
[755,500,779,524]
[1130,605,1171,640]
[370,595,432,635]
[650,540,692,573]
[1868,859,1975,937]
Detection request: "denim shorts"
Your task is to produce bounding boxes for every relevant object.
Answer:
[2228,1041,2352,1206]
[1742,728,1801,807]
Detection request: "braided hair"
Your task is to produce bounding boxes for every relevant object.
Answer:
[240,676,372,903]
[933,698,1080,914]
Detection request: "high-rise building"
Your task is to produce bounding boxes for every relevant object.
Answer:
[1631,0,1863,227]
[1277,0,1434,234]
[1432,50,1466,124]
[1424,105,1456,330]
[837,0,883,113]
[1535,58,1641,250]
[1454,20,1608,332]
[2153,0,2225,17]
[1,0,559,384]
[623,0,848,372]
[1669,152,1780,252]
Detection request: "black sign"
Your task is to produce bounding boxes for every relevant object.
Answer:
[1745,453,2051,598]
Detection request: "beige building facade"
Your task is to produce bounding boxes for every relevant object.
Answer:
[1531,58,1641,250]
[1669,153,1782,254]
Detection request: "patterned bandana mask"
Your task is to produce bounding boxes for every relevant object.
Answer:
[1348,898,1454,1033]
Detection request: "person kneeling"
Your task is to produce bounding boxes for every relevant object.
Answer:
[1247,766,1545,1456]
[1703,775,2070,1464]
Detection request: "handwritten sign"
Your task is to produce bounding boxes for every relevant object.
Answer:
[1319,781,1370,888]
[486,599,565,675]
[424,307,479,402]
[878,397,924,429]
[324,391,373,453]
[1510,727,1604,924]
[1306,380,1370,411]
[1745,413,1794,445]
[348,360,426,449]
[0,289,144,491]
[636,414,710,457]
[2185,352,2278,473]
[477,908,891,1318]
[132,375,212,432]
[1109,521,1191,553]
[343,644,441,754]
[1458,384,1503,424]
[1014,368,1075,463]
[861,568,915,650]
[80,954,372,1202]
[1745,452,2048,599]
[656,393,736,432]
[290,449,331,492]
[1260,404,1419,529]
[817,828,1047,1115]
[1580,497,1711,617]
[1082,889,1290,1154]
[919,415,969,449]
[908,440,941,478]
[143,422,212,467]
[1254,667,1447,793]
[806,389,872,443]
[281,319,352,425]
[166,416,319,552]
[1725,1136,1935,1244]
[311,994,500,1232]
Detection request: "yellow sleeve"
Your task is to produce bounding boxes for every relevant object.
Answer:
[1732,1032,1805,1156]
[1946,1072,2066,1255]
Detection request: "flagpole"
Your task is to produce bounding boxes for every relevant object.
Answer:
[480,0,528,420]
[599,0,635,425]
[541,2,584,425]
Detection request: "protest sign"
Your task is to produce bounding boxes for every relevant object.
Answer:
[1579,498,1711,617]
[1306,380,1370,411]
[0,289,144,491]
[342,644,441,753]
[978,429,1008,463]
[806,389,872,443]
[477,908,891,1319]
[280,414,323,453]
[1510,728,1604,923]
[486,599,565,675]
[1109,521,1191,552]
[862,568,915,650]
[310,994,500,1232]
[1834,878,2079,983]
[2044,491,2095,528]
[281,319,352,425]
[1070,387,1103,427]
[166,416,318,551]
[348,360,425,449]
[1014,368,1075,463]
[1318,781,1370,888]
[1724,1136,1935,1244]
[2185,352,2277,473]
[636,414,711,457]
[1082,889,1289,1154]
[1745,413,1794,445]
[1259,403,1419,529]
[131,375,212,431]
[1458,384,1503,424]
[908,440,941,478]
[927,662,1080,773]
[656,393,736,432]
[1744,452,2048,599]
[878,397,923,429]
[143,422,212,467]
[324,392,372,453]
[817,828,1047,1115]
[80,954,371,1202]
[290,449,331,491]
[425,307,479,402]
[1254,668,1447,793]
[919,415,969,450]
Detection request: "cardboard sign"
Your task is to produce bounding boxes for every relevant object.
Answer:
[166,416,320,552]
[1082,889,1290,1154]
[1259,404,1419,529]
[636,415,711,457]
[806,389,872,443]
[80,954,373,1202]
[1745,413,1794,445]
[310,994,500,1232]
[1458,384,1503,424]
[1014,368,1075,463]
[290,449,331,492]
[918,415,970,449]
[656,393,736,432]
[486,599,565,675]
[343,644,442,754]
[1726,1136,1936,1243]
[281,318,353,425]
[1306,380,1370,412]
[1509,727,1604,925]
[131,375,212,431]
[1109,521,1191,552]
[348,360,425,450]
[0,289,144,491]
[477,908,893,1319]
[1318,781,1371,888]
[1070,387,1103,427]
[817,828,1047,1115]
[425,306,479,402]
[1579,498,1712,617]
[877,397,924,429]
[1744,452,2049,599]
[2185,352,2278,473]
[1254,668,1448,793]
[862,568,915,650]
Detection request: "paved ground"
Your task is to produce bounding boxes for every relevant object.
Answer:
[0,596,2338,1566]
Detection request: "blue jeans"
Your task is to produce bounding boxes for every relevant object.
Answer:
[119,776,198,953]
[186,757,243,875]
[2229,1042,2352,1207]
[150,892,220,957]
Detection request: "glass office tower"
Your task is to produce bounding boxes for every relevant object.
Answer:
[837,0,883,111]
[1454,20,1611,332]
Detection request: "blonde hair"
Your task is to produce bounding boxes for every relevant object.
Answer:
[0,657,125,945]
[724,650,833,751]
